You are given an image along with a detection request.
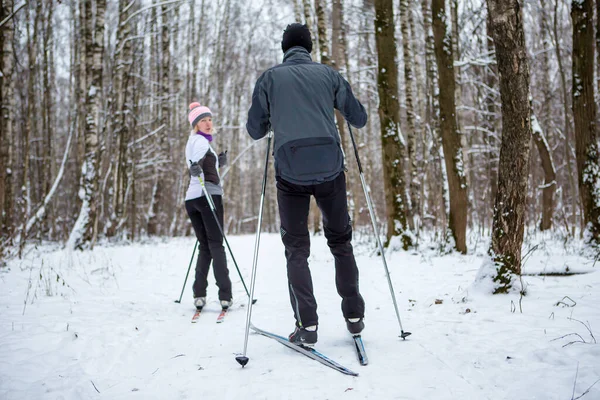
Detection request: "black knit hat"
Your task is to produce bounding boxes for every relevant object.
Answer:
[281,23,313,54]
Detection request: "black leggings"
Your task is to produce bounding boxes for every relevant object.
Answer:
[185,195,232,301]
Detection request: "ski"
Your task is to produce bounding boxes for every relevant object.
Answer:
[191,309,202,323]
[250,324,358,376]
[216,308,228,323]
[352,335,368,366]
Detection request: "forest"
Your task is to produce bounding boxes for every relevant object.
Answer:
[1,0,599,290]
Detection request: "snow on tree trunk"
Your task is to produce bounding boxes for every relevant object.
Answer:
[373,0,412,249]
[478,0,532,294]
[572,0,600,246]
[68,0,106,250]
[432,0,468,254]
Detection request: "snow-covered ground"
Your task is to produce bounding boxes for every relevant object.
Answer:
[0,234,598,399]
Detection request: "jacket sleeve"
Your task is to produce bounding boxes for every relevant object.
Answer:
[246,72,271,140]
[333,71,368,129]
[188,136,209,165]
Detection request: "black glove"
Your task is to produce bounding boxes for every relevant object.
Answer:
[189,160,203,177]
[218,151,228,167]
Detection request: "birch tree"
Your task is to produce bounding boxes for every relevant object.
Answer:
[68,0,106,249]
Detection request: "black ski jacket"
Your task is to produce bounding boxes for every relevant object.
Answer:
[246,46,367,185]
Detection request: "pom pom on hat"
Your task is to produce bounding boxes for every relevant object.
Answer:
[189,102,201,111]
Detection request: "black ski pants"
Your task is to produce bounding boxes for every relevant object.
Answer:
[185,195,232,301]
[277,172,365,328]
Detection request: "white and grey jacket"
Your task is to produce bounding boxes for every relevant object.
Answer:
[246,46,367,185]
[185,132,223,201]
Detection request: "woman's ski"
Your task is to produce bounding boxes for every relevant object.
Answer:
[191,309,202,323]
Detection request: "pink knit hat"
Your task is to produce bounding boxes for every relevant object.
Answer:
[188,102,212,127]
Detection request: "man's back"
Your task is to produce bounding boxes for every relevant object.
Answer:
[247,46,367,185]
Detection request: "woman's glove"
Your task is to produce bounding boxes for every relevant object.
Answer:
[218,151,228,167]
[189,160,203,177]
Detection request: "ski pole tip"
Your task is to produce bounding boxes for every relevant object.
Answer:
[251,299,258,304]
[400,331,412,340]
[236,356,249,367]
[174,300,181,303]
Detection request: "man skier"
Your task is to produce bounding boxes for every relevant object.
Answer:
[246,23,367,346]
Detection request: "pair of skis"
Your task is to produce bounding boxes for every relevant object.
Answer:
[191,308,228,324]
[250,324,368,376]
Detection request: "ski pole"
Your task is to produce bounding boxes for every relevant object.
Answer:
[191,163,257,304]
[174,240,197,303]
[346,121,411,340]
[236,132,272,367]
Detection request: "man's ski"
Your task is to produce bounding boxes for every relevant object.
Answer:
[191,309,202,323]
[352,335,368,366]
[250,324,358,376]
[216,308,228,323]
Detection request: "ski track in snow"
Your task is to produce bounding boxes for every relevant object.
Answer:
[0,234,599,399]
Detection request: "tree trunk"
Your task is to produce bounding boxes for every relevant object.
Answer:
[530,113,556,231]
[294,0,303,22]
[484,12,499,232]
[19,1,43,255]
[373,0,412,248]
[302,0,317,60]
[572,0,600,245]
[147,2,172,236]
[68,0,106,249]
[597,0,600,97]
[109,0,135,238]
[42,0,55,237]
[314,0,329,65]
[0,0,15,253]
[331,0,359,223]
[554,0,578,235]
[432,0,468,254]
[400,0,419,231]
[485,0,532,292]
[421,0,448,236]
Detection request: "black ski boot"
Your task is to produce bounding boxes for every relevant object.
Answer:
[288,325,318,347]
[346,318,364,335]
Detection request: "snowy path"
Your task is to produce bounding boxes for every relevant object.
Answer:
[1,234,599,399]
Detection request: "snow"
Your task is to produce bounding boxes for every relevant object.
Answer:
[1,234,599,399]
